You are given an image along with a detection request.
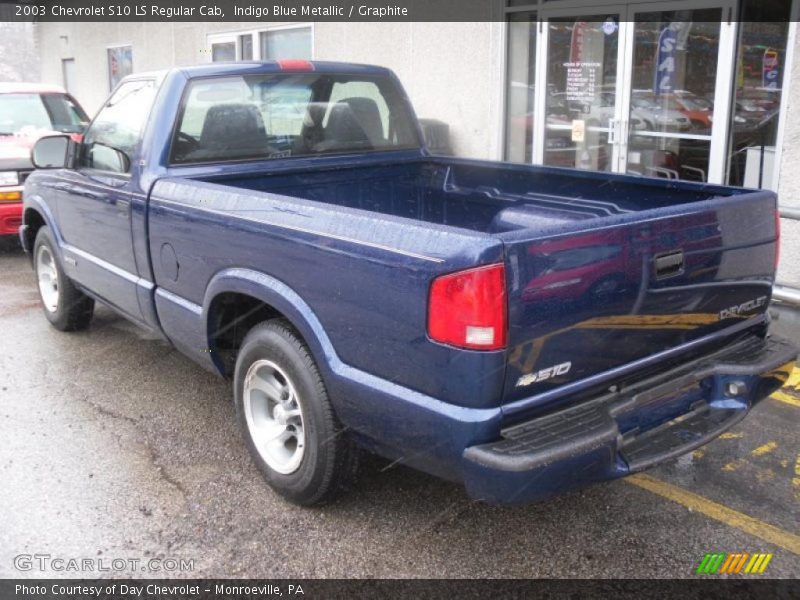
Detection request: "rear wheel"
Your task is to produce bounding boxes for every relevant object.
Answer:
[234,319,359,505]
[33,226,94,331]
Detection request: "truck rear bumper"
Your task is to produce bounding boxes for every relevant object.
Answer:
[462,334,797,505]
[0,201,22,236]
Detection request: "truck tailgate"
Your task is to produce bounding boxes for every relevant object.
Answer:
[501,189,778,409]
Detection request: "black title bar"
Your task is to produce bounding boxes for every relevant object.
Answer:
[2,578,800,599]
[2,0,501,22]
[1,0,795,22]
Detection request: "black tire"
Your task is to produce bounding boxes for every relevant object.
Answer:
[234,319,359,505]
[33,226,94,331]
[0,235,22,253]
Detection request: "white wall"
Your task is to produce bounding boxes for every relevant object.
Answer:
[38,22,243,113]
[777,25,800,288]
[0,22,39,82]
[314,22,504,159]
[36,21,505,160]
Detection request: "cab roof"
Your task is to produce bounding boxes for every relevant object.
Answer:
[180,61,392,79]
[121,61,392,85]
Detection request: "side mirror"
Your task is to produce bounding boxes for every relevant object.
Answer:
[88,143,130,173]
[31,134,71,169]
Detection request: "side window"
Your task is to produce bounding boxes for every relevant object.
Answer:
[80,80,157,174]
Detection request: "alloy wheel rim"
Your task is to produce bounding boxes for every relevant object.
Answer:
[243,359,305,474]
[36,245,59,313]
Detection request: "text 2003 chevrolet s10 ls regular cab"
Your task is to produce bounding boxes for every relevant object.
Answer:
[20,61,797,505]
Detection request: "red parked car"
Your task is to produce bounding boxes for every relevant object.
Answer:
[0,83,89,238]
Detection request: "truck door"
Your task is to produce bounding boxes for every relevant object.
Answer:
[55,79,158,323]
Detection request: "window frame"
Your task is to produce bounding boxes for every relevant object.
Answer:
[206,24,314,63]
[78,77,158,178]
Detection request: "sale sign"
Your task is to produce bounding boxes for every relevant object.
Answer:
[762,48,780,89]
[654,25,678,96]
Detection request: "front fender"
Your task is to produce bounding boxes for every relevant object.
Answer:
[21,193,62,255]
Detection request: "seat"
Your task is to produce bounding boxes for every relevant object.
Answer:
[322,97,386,149]
[337,97,385,145]
[198,103,269,156]
[294,102,329,154]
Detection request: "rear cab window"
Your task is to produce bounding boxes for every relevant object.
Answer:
[170,72,421,165]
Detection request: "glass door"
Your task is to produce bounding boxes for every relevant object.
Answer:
[534,7,628,172]
[528,1,736,183]
[618,1,737,182]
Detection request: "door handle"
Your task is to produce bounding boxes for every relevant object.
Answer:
[608,118,618,144]
[654,250,685,280]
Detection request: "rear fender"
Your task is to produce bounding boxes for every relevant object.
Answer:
[203,268,336,380]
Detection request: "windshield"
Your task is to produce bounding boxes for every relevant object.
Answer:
[0,93,89,135]
[171,73,421,164]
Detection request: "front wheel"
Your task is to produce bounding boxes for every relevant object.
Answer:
[234,319,359,505]
[33,226,94,331]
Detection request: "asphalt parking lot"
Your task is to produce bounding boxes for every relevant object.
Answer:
[1,243,798,579]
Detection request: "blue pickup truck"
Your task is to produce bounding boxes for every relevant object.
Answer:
[21,61,797,505]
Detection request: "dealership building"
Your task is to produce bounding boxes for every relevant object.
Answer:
[30,0,800,292]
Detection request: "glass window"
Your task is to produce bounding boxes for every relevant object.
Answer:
[107,46,133,90]
[260,27,312,60]
[170,74,420,165]
[504,12,537,163]
[626,12,721,183]
[0,94,52,133]
[211,41,235,63]
[727,1,791,189]
[326,80,391,139]
[239,34,253,60]
[40,94,89,133]
[544,16,620,172]
[80,80,158,173]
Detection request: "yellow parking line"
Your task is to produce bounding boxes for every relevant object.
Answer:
[722,459,744,472]
[786,367,800,390]
[627,474,800,555]
[751,442,778,457]
[771,390,800,409]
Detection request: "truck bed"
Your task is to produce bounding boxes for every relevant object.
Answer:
[199,157,736,234]
[151,155,777,425]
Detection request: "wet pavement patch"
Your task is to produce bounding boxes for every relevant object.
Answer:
[1,247,798,578]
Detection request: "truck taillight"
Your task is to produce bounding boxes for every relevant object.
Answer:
[428,263,507,351]
[277,59,314,71]
[775,209,781,269]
